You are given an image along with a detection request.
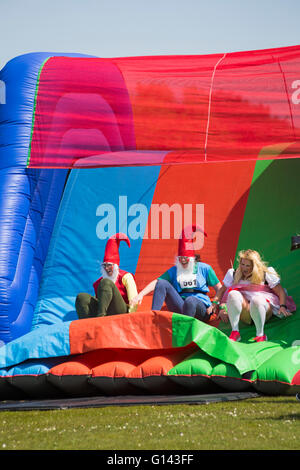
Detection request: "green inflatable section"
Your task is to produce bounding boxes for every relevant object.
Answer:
[169,313,300,395]
[235,158,300,308]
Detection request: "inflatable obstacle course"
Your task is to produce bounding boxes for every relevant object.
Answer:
[0,47,299,398]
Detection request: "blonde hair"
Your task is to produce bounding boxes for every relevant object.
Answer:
[234,249,278,285]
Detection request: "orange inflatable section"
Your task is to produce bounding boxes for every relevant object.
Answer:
[134,161,256,291]
[69,311,174,355]
[49,343,196,381]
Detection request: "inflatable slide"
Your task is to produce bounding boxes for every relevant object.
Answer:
[0,47,299,399]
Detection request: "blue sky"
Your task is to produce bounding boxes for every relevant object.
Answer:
[0,0,299,69]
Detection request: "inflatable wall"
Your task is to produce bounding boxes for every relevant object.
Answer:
[0,47,299,398]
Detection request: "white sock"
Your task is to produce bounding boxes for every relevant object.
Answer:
[249,295,268,337]
[227,290,244,332]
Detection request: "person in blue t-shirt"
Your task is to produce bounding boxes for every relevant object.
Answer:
[130,225,222,323]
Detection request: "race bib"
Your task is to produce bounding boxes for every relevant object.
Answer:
[178,275,197,290]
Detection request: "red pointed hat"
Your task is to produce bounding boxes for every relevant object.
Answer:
[178,224,207,257]
[103,233,130,265]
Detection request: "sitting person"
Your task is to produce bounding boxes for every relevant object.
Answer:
[130,225,222,323]
[75,233,138,319]
[212,249,296,342]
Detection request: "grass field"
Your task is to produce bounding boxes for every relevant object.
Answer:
[0,395,299,451]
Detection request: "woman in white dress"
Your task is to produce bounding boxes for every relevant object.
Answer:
[212,249,295,342]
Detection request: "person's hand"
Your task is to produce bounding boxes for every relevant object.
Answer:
[206,305,213,316]
[129,293,144,307]
[211,302,219,314]
[218,304,229,323]
[279,305,292,317]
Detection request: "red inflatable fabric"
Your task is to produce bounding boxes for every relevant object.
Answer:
[28,45,300,168]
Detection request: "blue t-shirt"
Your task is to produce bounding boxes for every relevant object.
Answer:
[158,262,219,307]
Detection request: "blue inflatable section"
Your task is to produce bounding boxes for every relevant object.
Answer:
[32,165,162,328]
[0,161,163,342]
[0,53,94,344]
[0,168,68,343]
[0,321,71,369]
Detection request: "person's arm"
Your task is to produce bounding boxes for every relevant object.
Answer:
[129,279,158,308]
[211,284,229,322]
[212,282,222,295]
[212,283,226,305]
[206,265,228,320]
[271,283,292,317]
[122,273,138,313]
[210,268,235,322]
[206,282,223,315]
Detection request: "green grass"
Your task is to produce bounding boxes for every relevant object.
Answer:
[0,396,299,450]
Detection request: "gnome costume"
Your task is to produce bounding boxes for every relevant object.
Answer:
[75,233,138,319]
[151,225,220,322]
